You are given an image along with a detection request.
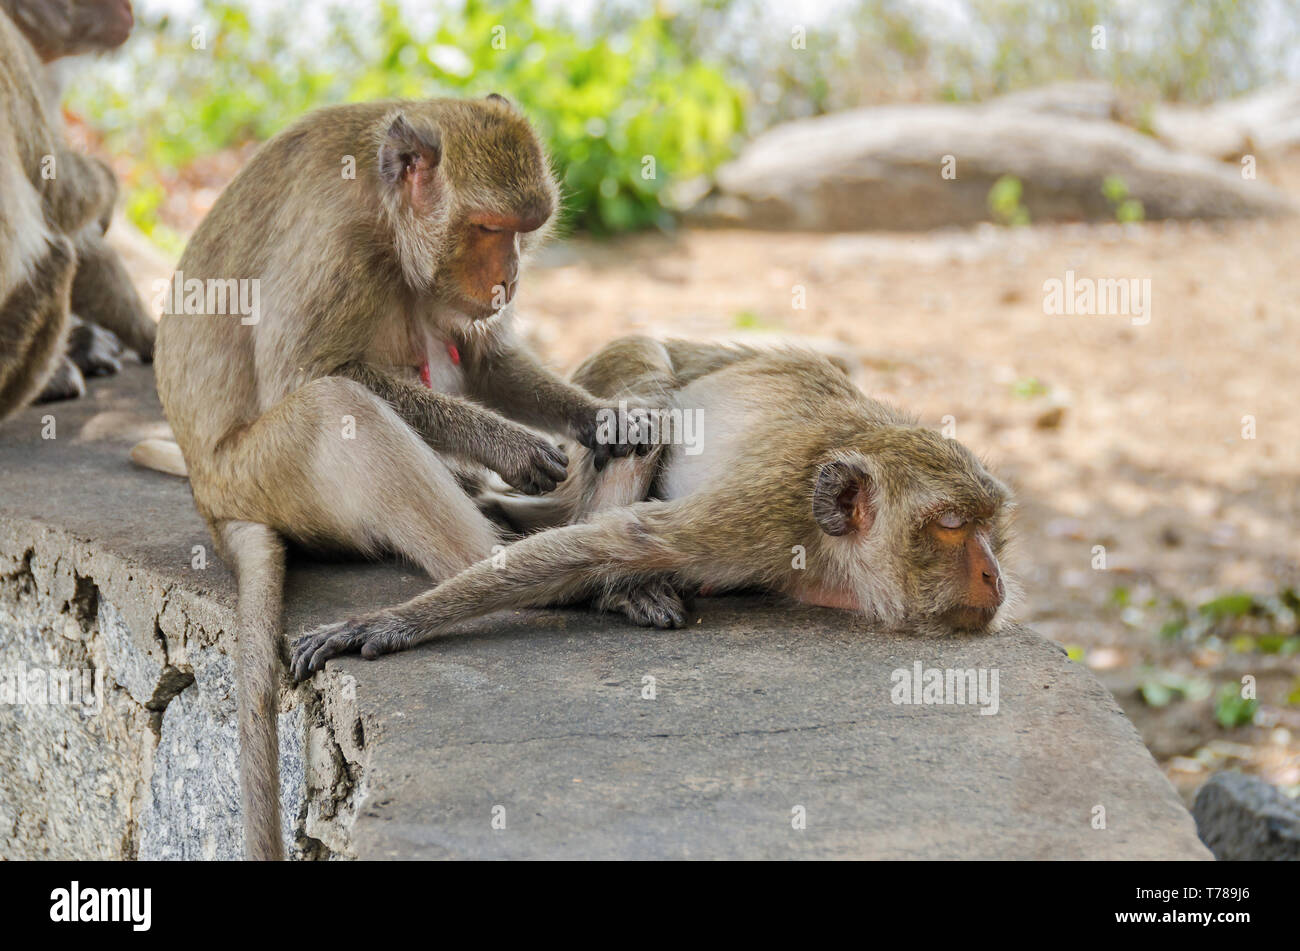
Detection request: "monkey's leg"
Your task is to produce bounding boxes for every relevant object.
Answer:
[481,335,688,620]
[569,334,678,400]
[70,230,155,361]
[34,353,85,403]
[292,503,692,679]
[209,375,500,580]
[204,379,504,861]
[0,234,75,419]
[568,336,691,625]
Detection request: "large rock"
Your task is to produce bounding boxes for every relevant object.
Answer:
[690,101,1293,231]
[985,80,1127,124]
[1154,85,1300,161]
[983,80,1300,163]
[0,367,1211,859]
[348,604,1210,860]
[1193,771,1300,860]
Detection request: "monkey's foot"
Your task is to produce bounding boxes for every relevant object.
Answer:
[595,580,688,629]
[35,356,86,403]
[291,611,419,680]
[67,319,124,377]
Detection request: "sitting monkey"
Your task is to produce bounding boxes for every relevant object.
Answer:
[0,0,155,417]
[137,94,656,860]
[293,336,1019,679]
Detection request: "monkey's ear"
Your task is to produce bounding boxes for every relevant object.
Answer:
[812,460,876,537]
[486,92,513,109]
[379,114,443,213]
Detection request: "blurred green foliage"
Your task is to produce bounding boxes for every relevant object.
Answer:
[724,0,1290,125]
[988,175,1030,227]
[71,0,745,237]
[71,0,1298,243]
[1009,376,1048,399]
[1101,175,1145,224]
[1138,670,1212,709]
[1157,588,1300,654]
[1138,673,1258,730]
[1213,683,1258,728]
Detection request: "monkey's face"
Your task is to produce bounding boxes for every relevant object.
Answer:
[812,432,1014,635]
[906,506,1011,633]
[438,210,548,319]
[74,0,133,52]
[25,0,135,60]
[380,96,557,319]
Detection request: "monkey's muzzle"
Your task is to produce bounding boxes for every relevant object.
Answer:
[939,604,1001,633]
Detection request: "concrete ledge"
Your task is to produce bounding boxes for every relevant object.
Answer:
[0,367,1211,859]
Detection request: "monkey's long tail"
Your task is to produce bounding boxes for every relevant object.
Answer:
[220,520,287,861]
[129,438,188,477]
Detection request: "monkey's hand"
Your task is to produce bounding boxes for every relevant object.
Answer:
[571,401,655,472]
[292,610,416,680]
[482,423,570,495]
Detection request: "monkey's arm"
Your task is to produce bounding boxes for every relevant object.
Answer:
[0,234,76,418]
[337,361,569,495]
[464,342,591,431]
[292,503,691,678]
[464,342,650,468]
[43,150,116,234]
[69,229,155,360]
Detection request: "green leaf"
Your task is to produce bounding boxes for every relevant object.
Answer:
[1214,684,1258,728]
[1199,593,1257,620]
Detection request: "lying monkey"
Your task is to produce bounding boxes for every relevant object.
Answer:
[292,336,1018,679]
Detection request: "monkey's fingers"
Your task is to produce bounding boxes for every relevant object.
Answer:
[291,619,370,681]
[506,440,569,494]
[576,405,653,467]
[538,443,570,482]
[609,409,646,459]
[596,580,689,629]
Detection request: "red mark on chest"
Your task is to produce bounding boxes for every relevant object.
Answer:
[419,342,461,388]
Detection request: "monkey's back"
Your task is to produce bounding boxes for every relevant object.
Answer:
[0,10,61,302]
[154,103,403,468]
[649,345,900,576]
[155,98,534,456]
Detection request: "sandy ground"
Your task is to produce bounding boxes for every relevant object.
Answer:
[113,154,1300,807]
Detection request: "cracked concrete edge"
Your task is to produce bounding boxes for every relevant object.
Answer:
[0,515,366,860]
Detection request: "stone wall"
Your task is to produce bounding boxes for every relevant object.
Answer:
[0,522,363,860]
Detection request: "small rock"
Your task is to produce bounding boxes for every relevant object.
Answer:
[1192,772,1300,860]
[1035,405,1066,429]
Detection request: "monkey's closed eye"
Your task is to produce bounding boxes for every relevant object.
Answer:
[937,512,966,529]
[478,223,504,234]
